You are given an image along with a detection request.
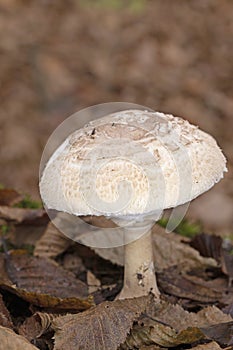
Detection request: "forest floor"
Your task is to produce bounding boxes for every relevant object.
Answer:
[0,2,232,349]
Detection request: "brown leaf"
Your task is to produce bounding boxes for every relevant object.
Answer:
[0,253,93,311]
[157,266,222,303]
[34,222,71,259]
[151,226,216,272]
[201,322,233,346]
[0,189,22,206]
[0,294,13,329]
[0,326,38,350]
[122,300,232,348]
[190,233,222,263]
[122,322,203,348]
[53,295,152,350]
[221,239,233,283]
[190,233,233,284]
[196,306,232,326]
[0,206,47,224]
[19,312,60,341]
[146,301,232,331]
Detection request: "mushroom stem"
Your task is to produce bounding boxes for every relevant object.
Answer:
[118,227,160,299]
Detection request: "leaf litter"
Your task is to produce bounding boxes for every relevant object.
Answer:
[0,187,233,349]
[121,299,232,348]
[0,252,93,311]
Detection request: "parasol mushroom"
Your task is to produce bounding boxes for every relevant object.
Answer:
[39,109,227,299]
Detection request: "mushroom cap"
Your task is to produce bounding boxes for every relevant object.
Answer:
[40,110,227,218]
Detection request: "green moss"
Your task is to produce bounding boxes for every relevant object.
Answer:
[0,183,5,189]
[229,249,233,256]
[0,224,9,235]
[14,194,42,209]
[158,217,169,229]
[225,233,233,243]
[158,217,202,238]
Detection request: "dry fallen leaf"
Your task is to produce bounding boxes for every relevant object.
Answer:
[221,240,233,285]
[190,233,222,263]
[0,294,13,329]
[122,322,203,348]
[122,300,232,348]
[0,206,47,224]
[0,326,38,350]
[190,233,233,286]
[19,311,60,342]
[34,221,71,259]
[53,295,152,350]
[0,253,93,310]
[157,266,222,303]
[201,322,233,347]
[151,226,216,272]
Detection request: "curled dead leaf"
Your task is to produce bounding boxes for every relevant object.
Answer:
[122,299,232,348]
[122,323,203,348]
[19,311,61,342]
[0,253,93,311]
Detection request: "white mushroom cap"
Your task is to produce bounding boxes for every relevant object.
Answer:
[40,110,227,218]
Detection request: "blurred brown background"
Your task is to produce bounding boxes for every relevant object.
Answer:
[0,0,232,234]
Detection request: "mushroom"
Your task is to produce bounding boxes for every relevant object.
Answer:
[39,109,227,299]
